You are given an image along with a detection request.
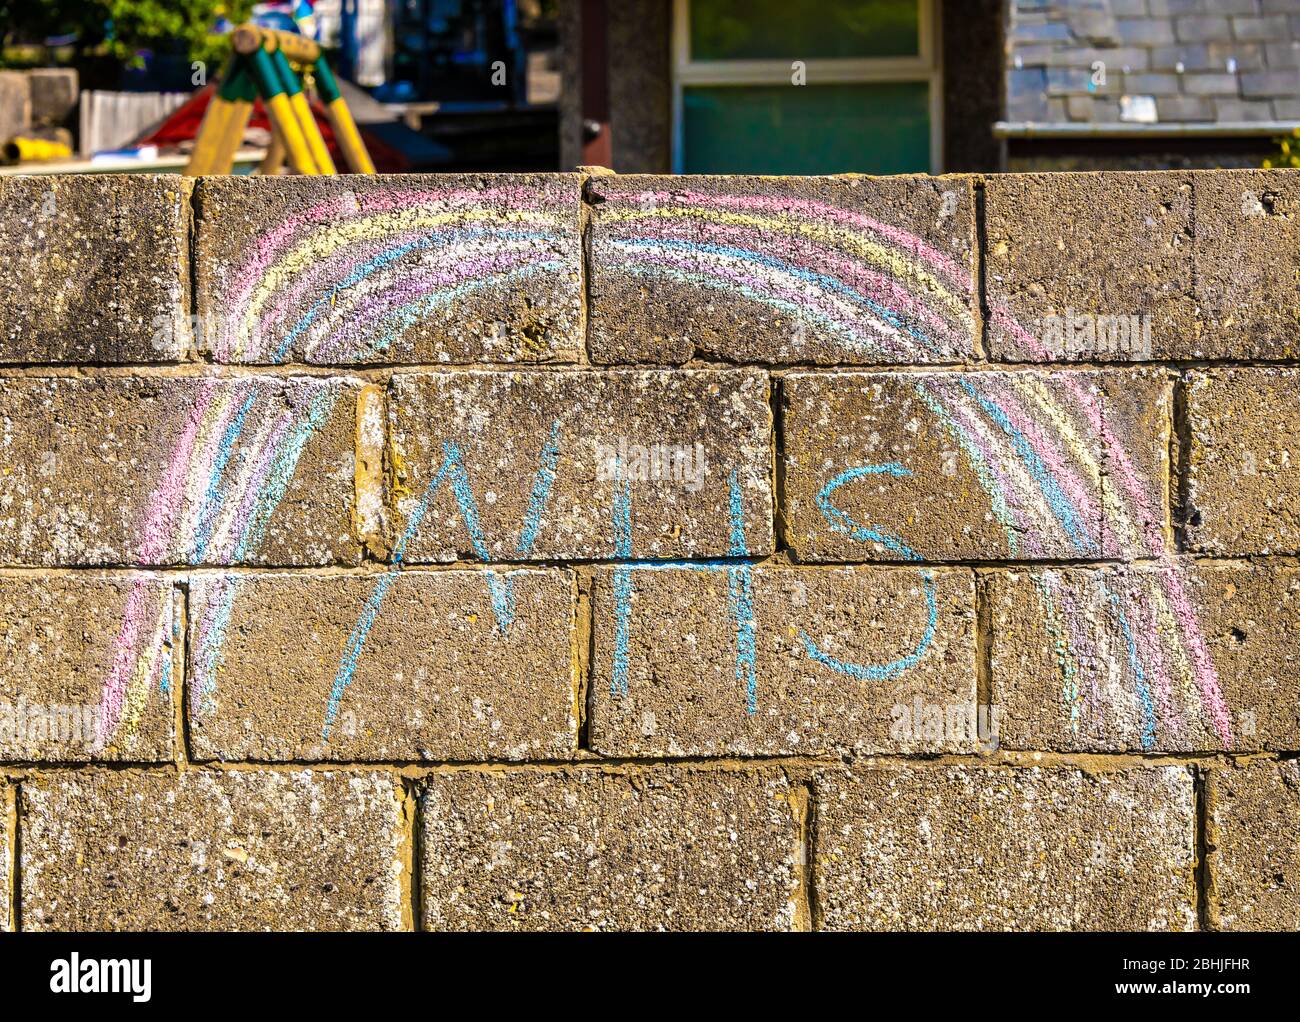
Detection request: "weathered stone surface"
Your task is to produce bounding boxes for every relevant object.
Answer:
[26,68,78,126]
[188,570,577,762]
[987,171,1300,361]
[587,174,979,365]
[0,176,191,363]
[588,565,977,756]
[783,370,1169,562]
[354,382,388,555]
[986,172,1194,362]
[7,167,1300,936]
[21,770,404,931]
[0,71,31,149]
[0,785,9,931]
[990,564,1300,752]
[813,766,1196,931]
[194,174,582,365]
[1193,170,1300,360]
[389,369,772,562]
[1187,369,1300,555]
[0,575,176,761]
[0,376,360,567]
[1207,761,1300,931]
[421,769,800,930]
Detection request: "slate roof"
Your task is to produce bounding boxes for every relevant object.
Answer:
[1006,0,1300,125]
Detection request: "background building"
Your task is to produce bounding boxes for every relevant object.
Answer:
[559,0,1300,174]
[1003,0,1300,170]
[2,0,1296,174]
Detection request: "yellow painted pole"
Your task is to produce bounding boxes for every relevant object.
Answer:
[186,60,256,176]
[257,129,287,174]
[273,48,337,174]
[313,57,375,173]
[246,47,318,174]
[207,62,259,174]
[324,98,375,173]
[210,100,253,174]
[266,93,318,174]
[186,97,234,175]
[289,91,336,173]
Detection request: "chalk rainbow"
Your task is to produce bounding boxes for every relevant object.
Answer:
[96,378,340,751]
[595,187,1231,748]
[215,183,575,363]
[103,184,1233,753]
[595,188,976,361]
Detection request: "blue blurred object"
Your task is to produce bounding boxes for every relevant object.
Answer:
[251,11,301,34]
[252,0,318,36]
[390,0,526,105]
[373,81,418,103]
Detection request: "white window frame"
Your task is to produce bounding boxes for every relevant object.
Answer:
[670,0,944,174]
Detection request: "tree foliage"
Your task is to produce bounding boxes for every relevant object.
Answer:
[1263,129,1300,171]
[1,0,255,66]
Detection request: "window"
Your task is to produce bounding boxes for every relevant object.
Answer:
[672,0,942,175]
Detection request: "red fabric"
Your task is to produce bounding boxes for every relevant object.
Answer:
[135,83,408,172]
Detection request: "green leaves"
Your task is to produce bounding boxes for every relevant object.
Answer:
[1,0,256,67]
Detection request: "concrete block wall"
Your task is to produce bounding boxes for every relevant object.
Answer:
[0,168,1298,931]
